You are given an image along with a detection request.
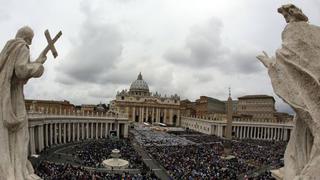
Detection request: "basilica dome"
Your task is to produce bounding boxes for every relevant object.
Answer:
[129,73,150,95]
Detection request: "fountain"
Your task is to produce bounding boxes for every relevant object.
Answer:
[102,149,129,170]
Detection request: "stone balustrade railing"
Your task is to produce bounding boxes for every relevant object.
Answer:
[27,110,128,119]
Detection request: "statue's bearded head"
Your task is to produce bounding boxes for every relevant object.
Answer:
[278,4,308,23]
[15,26,34,45]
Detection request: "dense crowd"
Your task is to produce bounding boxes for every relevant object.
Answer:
[36,161,157,180]
[34,127,286,179]
[75,139,143,169]
[132,129,194,146]
[135,128,286,179]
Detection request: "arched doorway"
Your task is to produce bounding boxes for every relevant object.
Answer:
[160,116,164,123]
[173,115,177,126]
[148,116,152,124]
[135,115,139,122]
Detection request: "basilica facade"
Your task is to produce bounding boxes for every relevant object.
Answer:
[111,73,181,126]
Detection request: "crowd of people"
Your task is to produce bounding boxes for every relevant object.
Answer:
[35,138,159,179]
[132,128,194,146]
[36,161,157,180]
[134,128,286,179]
[34,126,286,179]
[74,139,144,169]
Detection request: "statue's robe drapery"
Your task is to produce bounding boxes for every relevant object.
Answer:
[0,38,43,180]
[267,21,320,179]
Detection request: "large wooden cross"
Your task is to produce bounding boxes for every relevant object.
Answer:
[43,29,62,58]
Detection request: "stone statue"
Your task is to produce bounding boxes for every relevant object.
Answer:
[257,4,320,179]
[0,26,61,180]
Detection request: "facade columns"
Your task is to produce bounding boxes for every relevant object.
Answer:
[177,110,180,126]
[132,107,135,122]
[152,107,155,123]
[169,109,173,125]
[141,107,145,122]
[124,123,128,138]
[163,109,168,124]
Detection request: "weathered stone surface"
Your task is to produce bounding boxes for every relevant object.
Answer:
[257,4,320,180]
[0,26,60,180]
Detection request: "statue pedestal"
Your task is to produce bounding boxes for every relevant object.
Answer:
[271,167,284,180]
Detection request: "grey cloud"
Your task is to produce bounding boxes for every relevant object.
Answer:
[224,51,263,74]
[165,17,227,68]
[56,5,123,84]
[165,17,262,75]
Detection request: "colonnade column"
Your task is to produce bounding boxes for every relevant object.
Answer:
[45,124,48,147]
[67,123,71,142]
[90,123,93,138]
[77,123,80,141]
[50,124,53,145]
[100,123,103,138]
[58,123,61,143]
[63,123,66,143]
[53,124,57,144]
[95,123,98,139]
[105,122,108,137]
[29,127,36,155]
[86,122,89,139]
[38,125,44,152]
[82,123,85,139]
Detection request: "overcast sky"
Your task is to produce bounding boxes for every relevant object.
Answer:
[1,0,319,113]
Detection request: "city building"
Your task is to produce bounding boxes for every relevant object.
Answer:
[111,73,181,126]
[25,99,75,113]
[237,95,276,122]
[195,96,226,116]
[180,99,196,117]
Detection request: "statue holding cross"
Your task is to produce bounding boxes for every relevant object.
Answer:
[0,26,62,180]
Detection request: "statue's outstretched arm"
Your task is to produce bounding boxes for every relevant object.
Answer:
[257,51,275,68]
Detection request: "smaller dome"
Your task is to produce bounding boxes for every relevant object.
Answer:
[129,73,149,93]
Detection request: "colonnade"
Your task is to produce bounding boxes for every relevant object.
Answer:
[181,116,293,141]
[232,125,289,141]
[130,106,180,125]
[28,114,129,155]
